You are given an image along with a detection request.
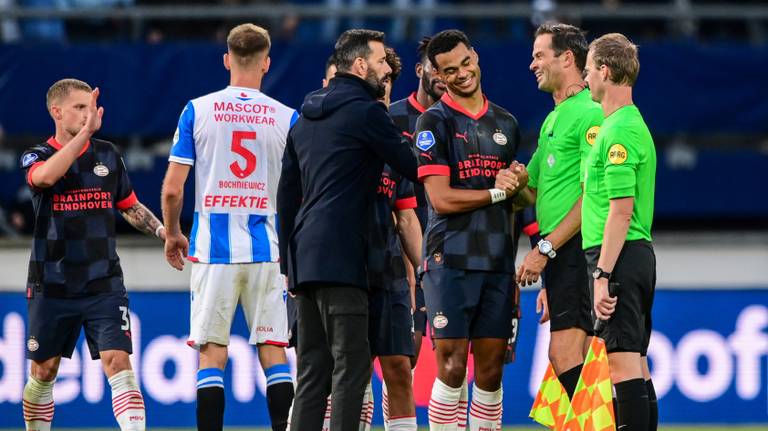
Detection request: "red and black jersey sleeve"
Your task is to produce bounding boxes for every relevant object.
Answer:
[414,111,451,180]
[20,145,54,190]
[114,153,137,210]
[394,176,417,211]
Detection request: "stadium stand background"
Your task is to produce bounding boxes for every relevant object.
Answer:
[0,1,766,428]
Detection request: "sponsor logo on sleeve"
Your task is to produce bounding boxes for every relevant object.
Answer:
[608,144,628,165]
[22,153,38,168]
[416,131,436,151]
[586,126,600,145]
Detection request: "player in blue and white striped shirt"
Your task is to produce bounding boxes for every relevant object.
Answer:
[161,24,296,431]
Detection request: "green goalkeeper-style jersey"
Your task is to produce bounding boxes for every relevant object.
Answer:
[527,88,603,235]
[582,104,656,249]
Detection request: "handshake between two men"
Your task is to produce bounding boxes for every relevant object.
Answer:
[494,161,530,202]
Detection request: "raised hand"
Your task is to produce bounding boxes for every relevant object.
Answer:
[85,87,104,134]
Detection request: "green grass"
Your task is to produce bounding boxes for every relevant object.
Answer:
[3,427,760,431]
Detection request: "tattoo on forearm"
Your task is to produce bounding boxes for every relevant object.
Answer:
[121,202,162,238]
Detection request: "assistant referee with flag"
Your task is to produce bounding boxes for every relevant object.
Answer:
[582,33,658,431]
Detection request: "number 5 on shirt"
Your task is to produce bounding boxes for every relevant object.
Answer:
[230,131,257,178]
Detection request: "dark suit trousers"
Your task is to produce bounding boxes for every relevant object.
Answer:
[290,285,371,431]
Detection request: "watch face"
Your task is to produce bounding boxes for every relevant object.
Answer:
[592,268,601,279]
[540,241,552,253]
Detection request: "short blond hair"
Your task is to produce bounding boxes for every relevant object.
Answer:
[46,78,91,111]
[589,33,640,86]
[227,24,271,67]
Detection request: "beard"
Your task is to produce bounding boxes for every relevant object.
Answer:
[65,126,82,137]
[365,67,387,99]
[421,73,445,101]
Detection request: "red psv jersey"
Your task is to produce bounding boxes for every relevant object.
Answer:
[415,93,521,273]
[21,138,137,298]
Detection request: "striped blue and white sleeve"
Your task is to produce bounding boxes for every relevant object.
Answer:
[169,101,196,165]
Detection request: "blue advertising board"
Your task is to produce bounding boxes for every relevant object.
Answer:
[0,289,766,427]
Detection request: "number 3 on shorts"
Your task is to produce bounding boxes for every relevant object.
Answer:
[119,306,130,331]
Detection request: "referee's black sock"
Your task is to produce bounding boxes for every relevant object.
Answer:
[615,378,649,431]
[197,387,225,431]
[557,364,583,400]
[646,379,658,431]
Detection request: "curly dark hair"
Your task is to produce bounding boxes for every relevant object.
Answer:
[385,47,402,83]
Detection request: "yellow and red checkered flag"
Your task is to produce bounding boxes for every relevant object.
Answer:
[529,363,570,430]
[562,335,615,431]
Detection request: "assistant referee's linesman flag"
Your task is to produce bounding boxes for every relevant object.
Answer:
[530,363,570,430]
[562,319,616,431]
[531,317,617,431]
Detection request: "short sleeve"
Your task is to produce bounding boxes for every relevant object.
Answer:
[603,131,639,199]
[579,109,604,183]
[414,112,450,181]
[364,102,418,182]
[115,154,138,210]
[169,101,196,165]
[20,147,50,189]
[527,146,542,189]
[394,176,417,210]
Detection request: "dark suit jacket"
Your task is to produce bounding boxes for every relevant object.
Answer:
[277,73,418,290]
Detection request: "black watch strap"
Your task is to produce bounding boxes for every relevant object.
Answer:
[593,267,611,280]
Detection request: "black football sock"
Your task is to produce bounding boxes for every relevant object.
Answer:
[196,367,225,431]
[646,379,658,431]
[557,364,583,400]
[615,378,649,431]
[265,364,294,431]
[197,387,225,431]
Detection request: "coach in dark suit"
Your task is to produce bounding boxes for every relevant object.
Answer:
[277,29,418,431]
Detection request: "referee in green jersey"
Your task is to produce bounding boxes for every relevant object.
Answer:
[583,33,658,431]
[516,23,603,401]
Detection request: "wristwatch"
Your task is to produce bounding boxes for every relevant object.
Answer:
[537,239,556,259]
[592,267,611,280]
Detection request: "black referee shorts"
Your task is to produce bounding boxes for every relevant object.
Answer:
[585,240,656,355]
[543,233,593,334]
